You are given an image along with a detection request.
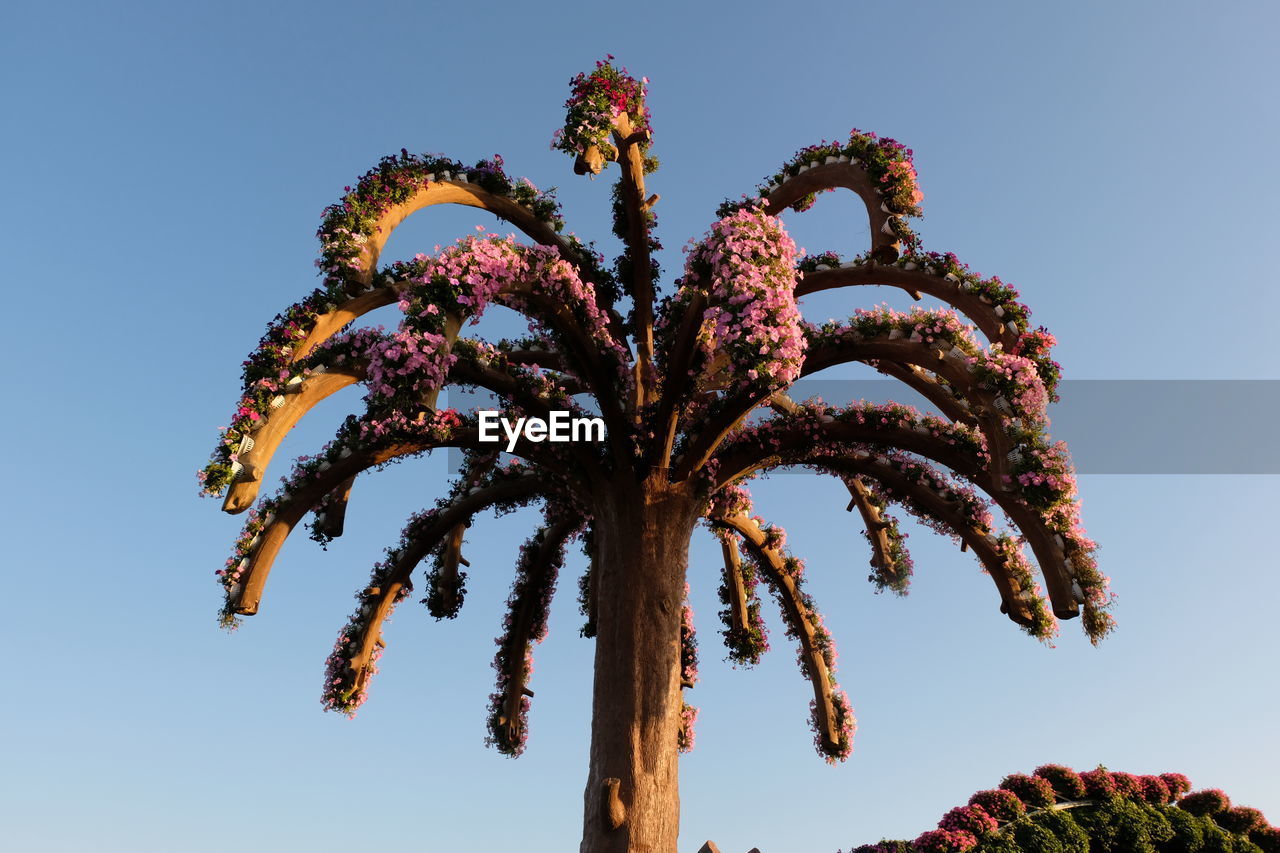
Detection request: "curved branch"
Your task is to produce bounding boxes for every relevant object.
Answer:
[708,512,851,760]
[760,161,901,261]
[223,416,576,617]
[676,320,1019,484]
[711,411,1079,620]
[223,366,364,512]
[815,458,1048,632]
[311,474,358,541]
[341,179,594,295]
[797,263,1019,349]
[225,338,604,514]
[867,359,976,427]
[322,473,549,716]
[798,333,1018,483]
[844,475,910,594]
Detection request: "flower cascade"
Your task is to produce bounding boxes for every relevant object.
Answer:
[670,205,805,394]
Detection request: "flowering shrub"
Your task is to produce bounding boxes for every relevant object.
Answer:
[968,789,1027,823]
[1160,773,1193,800]
[939,805,999,837]
[1000,773,1057,808]
[1109,770,1144,800]
[1136,774,1172,805]
[1253,825,1280,853]
[913,829,977,853]
[1079,767,1119,799]
[843,766,1280,853]
[1217,806,1268,835]
[1033,764,1087,800]
[1178,789,1232,817]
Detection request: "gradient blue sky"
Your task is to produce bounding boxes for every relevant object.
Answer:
[4,2,1278,852]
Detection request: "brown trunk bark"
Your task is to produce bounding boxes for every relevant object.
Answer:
[580,476,699,853]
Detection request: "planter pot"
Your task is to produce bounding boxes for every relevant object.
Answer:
[270,395,286,409]
[238,435,255,454]
[993,305,1005,318]
[887,328,904,340]
[902,261,918,270]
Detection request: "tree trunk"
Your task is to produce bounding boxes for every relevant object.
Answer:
[580,476,699,853]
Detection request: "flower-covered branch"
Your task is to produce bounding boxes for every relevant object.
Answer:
[486,506,586,756]
[719,130,925,260]
[659,205,804,475]
[708,499,856,764]
[710,507,770,666]
[710,401,1109,640]
[320,461,551,717]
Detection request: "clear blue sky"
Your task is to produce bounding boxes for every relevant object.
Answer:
[3,2,1278,851]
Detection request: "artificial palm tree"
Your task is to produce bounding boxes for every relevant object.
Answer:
[200,59,1112,853]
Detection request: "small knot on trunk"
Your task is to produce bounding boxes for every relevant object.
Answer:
[601,777,626,831]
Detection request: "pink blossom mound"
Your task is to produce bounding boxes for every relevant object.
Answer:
[687,206,805,392]
[999,773,1056,808]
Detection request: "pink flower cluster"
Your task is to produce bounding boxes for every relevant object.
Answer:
[684,206,805,392]
[677,701,699,753]
[554,56,652,161]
